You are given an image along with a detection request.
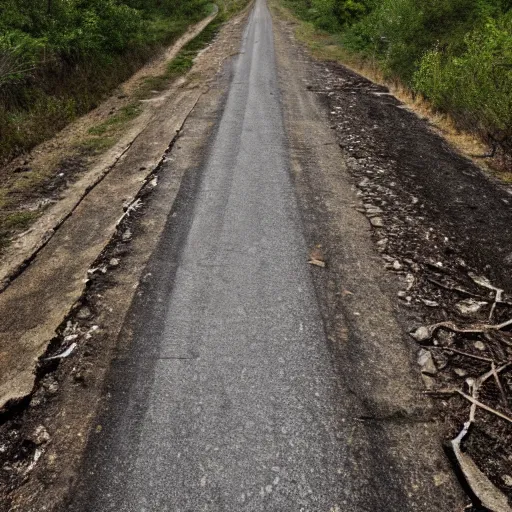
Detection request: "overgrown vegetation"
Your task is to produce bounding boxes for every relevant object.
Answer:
[0,0,212,164]
[285,0,512,156]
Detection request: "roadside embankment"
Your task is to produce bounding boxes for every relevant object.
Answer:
[0,4,251,510]
[276,0,512,182]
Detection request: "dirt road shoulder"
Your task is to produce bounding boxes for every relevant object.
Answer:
[272,7,467,511]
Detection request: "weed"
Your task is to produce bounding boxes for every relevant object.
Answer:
[0,210,40,248]
[88,104,142,136]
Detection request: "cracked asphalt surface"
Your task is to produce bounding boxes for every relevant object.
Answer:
[66,0,464,510]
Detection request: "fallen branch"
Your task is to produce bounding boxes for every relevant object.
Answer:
[457,390,512,424]
[433,346,493,363]
[411,318,512,343]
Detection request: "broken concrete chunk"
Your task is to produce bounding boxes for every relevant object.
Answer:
[502,475,512,487]
[370,217,384,228]
[76,306,92,320]
[29,426,50,446]
[364,204,383,216]
[421,374,436,390]
[405,273,415,290]
[417,348,437,375]
[392,260,402,271]
[410,326,432,342]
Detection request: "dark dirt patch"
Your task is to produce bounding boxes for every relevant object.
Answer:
[306,60,512,503]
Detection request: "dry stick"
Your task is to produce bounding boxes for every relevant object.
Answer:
[426,277,482,298]
[457,390,512,424]
[490,362,509,408]
[475,362,510,387]
[467,272,505,323]
[468,380,477,423]
[496,318,512,330]
[424,317,512,340]
[489,289,503,323]
[433,346,494,363]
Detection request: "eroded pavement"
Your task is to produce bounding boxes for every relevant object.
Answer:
[1,0,512,509]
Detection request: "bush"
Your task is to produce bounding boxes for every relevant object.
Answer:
[0,0,213,163]
[287,0,512,154]
[0,31,44,87]
[414,12,512,149]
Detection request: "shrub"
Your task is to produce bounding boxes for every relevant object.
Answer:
[414,12,512,150]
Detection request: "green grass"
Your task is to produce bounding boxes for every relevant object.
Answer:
[136,12,225,98]
[78,136,117,154]
[0,211,40,248]
[88,103,142,136]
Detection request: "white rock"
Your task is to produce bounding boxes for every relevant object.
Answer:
[455,298,488,317]
[502,475,512,486]
[370,217,384,228]
[474,340,486,351]
[411,326,432,342]
[417,349,437,375]
[30,426,50,445]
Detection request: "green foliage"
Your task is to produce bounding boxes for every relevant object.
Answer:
[286,0,512,152]
[0,0,213,163]
[284,0,373,31]
[414,12,512,148]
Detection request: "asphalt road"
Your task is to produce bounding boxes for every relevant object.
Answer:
[67,0,459,510]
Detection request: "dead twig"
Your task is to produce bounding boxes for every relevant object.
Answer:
[433,346,494,363]
[457,390,512,424]
[426,277,482,298]
[468,272,504,322]
[490,362,509,408]
[411,318,512,342]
